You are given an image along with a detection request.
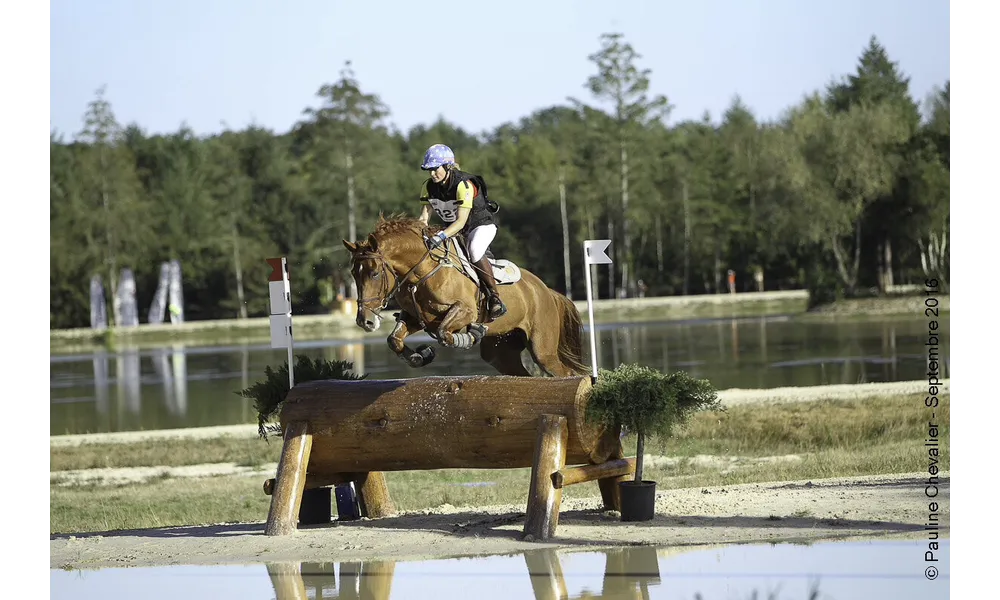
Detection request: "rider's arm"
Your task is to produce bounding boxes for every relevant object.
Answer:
[418,180,432,224]
[441,180,475,237]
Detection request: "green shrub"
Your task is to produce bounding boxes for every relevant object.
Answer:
[585,363,721,481]
[238,355,366,439]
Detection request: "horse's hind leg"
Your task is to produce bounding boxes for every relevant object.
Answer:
[480,334,532,376]
[526,329,577,377]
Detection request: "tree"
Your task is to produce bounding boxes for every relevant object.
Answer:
[827,36,922,292]
[74,86,150,326]
[783,95,911,295]
[297,61,396,298]
[572,33,673,297]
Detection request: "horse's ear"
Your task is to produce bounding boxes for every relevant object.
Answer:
[367,233,379,252]
[343,239,357,253]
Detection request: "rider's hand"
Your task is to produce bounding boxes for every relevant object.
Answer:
[427,232,447,250]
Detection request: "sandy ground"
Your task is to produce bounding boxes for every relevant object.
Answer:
[50,379,949,570]
[50,471,949,570]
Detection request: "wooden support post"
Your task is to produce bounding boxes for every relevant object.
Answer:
[266,562,308,600]
[552,458,635,489]
[264,421,313,536]
[523,414,568,540]
[355,471,396,518]
[359,560,397,599]
[524,550,568,600]
[597,441,629,512]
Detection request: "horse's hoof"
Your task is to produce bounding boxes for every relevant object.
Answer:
[407,344,435,367]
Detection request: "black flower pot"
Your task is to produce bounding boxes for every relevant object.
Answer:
[298,487,332,525]
[619,480,657,522]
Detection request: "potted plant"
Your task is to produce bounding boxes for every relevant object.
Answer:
[585,363,721,522]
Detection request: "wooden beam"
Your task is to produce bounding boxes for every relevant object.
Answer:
[552,457,635,489]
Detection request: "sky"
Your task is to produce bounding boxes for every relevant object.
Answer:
[49,0,950,140]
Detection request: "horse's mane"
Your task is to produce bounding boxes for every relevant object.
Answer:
[370,212,441,240]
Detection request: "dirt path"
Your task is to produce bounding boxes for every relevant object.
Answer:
[50,471,948,570]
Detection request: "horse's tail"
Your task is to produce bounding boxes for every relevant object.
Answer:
[553,291,591,377]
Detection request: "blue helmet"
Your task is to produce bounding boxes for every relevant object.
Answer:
[421,144,456,170]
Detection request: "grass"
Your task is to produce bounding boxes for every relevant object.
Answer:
[51,436,282,472]
[802,294,950,319]
[50,393,949,535]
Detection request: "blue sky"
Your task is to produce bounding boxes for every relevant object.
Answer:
[49,0,949,139]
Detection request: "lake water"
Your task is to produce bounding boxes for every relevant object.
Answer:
[50,315,949,436]
[50,536,949,599]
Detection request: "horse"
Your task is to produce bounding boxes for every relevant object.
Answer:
[342,214,589,377]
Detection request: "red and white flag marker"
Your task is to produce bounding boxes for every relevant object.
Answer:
[266,257,294,388]
[582,239,613,383]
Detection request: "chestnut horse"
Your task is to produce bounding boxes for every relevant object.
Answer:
[342,214,589,377]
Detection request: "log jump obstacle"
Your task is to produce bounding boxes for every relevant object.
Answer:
[262,375,635,539]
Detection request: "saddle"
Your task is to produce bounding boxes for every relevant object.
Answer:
[444,236,522,287]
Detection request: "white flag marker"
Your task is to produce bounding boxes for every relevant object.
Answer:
[266,257,294,388]
[582,240,613,383]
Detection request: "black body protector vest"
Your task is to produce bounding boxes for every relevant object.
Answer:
[423,169,496,236]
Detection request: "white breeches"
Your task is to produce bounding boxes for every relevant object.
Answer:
[466,224,497,262]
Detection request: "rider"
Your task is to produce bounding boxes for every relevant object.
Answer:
[418,143,507,321]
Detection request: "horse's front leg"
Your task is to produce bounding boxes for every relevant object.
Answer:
[435,302,485,350]
[388,311,436,368]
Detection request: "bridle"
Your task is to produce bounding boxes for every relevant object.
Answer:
[353,237,450,317]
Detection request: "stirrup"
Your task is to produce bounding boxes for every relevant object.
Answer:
[488,294,507,319]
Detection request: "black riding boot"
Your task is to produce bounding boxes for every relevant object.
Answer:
[473,255,507,321]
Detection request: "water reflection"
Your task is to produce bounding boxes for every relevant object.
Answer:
[50,316,949,435]
[264,547,664,600]
[51,538,949,600]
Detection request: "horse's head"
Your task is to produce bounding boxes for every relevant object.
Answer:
[342,214,435,332]
[343,233,394,332]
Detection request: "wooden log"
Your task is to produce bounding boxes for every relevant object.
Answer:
[359,560,396,600]
[524,549,568,600]
[264,421,313,536]
[266,562,308,600]
[552,457,636,489]
[598,441,629,512]
[278,376,611,475]
[589,423,624,465]
[523,414,568,540]
[354,471,396,518]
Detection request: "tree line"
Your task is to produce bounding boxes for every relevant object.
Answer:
[50,33,949,329]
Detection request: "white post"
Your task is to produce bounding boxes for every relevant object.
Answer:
[267,257,295,388]
[582,240,613,385]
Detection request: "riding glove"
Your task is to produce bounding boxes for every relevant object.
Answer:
[427,232,447,250]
